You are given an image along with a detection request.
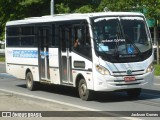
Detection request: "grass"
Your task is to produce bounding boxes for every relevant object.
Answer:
[154,64,160,76]
[0,56,5,62]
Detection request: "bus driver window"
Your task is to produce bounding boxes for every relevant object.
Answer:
[73,38,80,50]
[73,26,92,59]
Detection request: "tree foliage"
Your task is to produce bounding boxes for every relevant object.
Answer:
[0,0,22,40]
[75,5,93,13]
[55,3,70,13]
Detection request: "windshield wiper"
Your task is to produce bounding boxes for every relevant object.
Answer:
[112,18,124,59]
[113,33,120,58]
[113,29,124,58]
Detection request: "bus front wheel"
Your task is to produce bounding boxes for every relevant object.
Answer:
[78,79,93,101]
[26,72,37,91]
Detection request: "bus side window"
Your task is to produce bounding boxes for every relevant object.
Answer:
[51,24,59,47]
[21,26,35,47]
[60,28,66,52]
[84,26,92,59]
[73,28,81,51]
[6,27,20,47]
[73,25,92,59]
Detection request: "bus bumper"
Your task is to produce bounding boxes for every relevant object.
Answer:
[93,71,154,91]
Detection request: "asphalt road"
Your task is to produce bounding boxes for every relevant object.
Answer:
[0,62,5,73]
[0,62,160,119]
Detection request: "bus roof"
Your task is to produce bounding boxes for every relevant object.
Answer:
[6,12,144,26]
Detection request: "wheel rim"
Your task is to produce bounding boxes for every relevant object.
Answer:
[27,75,32,88]
[80,83,87,96]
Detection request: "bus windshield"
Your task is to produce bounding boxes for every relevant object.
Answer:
[91,16,152,63]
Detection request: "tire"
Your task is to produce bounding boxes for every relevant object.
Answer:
[26,72,37,91]
[78,79,93,101]
[126,88,141,98]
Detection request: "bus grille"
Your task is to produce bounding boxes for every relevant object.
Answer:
[112,69,144,77]
[110,69,145,86]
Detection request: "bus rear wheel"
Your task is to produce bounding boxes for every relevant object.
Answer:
[126,88,141,98]
[78,79,93,101]
[26,72,37,91]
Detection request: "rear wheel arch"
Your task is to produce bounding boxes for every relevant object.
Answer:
[25,68,31,79]
[75,74,84,88]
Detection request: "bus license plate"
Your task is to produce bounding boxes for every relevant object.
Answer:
[124,76,135,82]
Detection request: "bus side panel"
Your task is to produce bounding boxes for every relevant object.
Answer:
[6,64,26,79]
[49,48,60,84]
[6,48,39,80]
[71,52,93,90]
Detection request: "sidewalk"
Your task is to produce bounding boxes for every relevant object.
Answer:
[0,62,6,73]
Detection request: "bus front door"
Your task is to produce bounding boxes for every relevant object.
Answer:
[39,28,50,80]
[59,26,72,84]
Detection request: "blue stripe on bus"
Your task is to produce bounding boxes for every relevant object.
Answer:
[13,50,38,58]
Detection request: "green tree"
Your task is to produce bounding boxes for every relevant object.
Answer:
[75,5,93,13]
[55,0,99,13]
[55,3,70,13]
[0,0,50,40]
[20,0,50,17]
[97,0,144,12]
[143,0,160,64]
[0,0,23,40]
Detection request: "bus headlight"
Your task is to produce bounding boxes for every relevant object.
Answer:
[146,63,154,73]
[95,65,110,75]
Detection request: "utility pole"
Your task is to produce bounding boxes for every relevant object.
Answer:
[50,0,54,16]
[155,19,160,64]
